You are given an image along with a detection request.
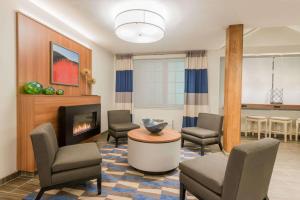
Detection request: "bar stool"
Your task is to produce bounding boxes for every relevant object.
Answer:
[296,118,300,142]
[245,116,268,140]
[269,117,293,142]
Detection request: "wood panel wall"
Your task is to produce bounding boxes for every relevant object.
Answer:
[16,13,100,172]
[17,95,101,172]
[17,12,92,95]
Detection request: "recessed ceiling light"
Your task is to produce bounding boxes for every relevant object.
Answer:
[114,9,165,43]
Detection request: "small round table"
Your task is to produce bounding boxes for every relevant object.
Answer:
[127,128,181,173]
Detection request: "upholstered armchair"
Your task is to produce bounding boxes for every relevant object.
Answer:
[181,113,224,155]
[107,110,140,147]
[30,123,102,200]
[179,138,280,200]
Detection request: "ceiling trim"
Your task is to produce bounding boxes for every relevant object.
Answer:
[218,27,261,49]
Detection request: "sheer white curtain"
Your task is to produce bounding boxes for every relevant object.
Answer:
[133,58,185,109]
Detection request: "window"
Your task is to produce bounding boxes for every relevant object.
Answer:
[133,58,185,108]
[219,55,300,106]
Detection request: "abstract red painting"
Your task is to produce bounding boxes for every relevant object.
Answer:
[51,42,80,86]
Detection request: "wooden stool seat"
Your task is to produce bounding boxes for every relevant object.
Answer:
[245,116,268,140]
[247,115,268,120]
[269,117,291,121]
[269,117,293,142]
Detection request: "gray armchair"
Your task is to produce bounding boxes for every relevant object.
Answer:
[30,123,102,200]
[179,138,280,200]
[181,113,224,155]
[107,110,140,147]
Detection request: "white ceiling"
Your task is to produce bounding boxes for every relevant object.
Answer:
[32,0,300,54]
[244,27,300,47]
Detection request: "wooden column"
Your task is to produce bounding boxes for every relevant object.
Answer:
[223,24,244,153]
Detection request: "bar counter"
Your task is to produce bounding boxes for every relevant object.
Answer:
[241,104,300,111]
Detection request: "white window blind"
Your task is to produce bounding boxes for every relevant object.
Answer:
[133,58,185,108]
[242,57,273,104]
[274,56,300,104]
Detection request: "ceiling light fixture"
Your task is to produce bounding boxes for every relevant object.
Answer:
[115,9,165,43]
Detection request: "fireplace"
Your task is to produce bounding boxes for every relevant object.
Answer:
[58,104,101,146]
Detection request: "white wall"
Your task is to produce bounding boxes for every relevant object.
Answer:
[0,0,18,181]
[92,46,114,131]
[207,49,225,114]
[0,0,114,179]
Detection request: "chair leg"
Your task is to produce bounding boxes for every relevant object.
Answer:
[200,145,205,156]
[107,134,110,142]
[180,182,186,200]
[35,188,45,200]
[218,142,223,151]
[97,176,102,195]
[115,138,118,148]
[181,139,184,148]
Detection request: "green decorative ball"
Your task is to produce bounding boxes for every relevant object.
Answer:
[23,81,43,94]
[43,86,56,95]
[56,89,64,95]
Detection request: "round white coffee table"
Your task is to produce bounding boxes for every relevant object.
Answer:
[127,128,181,173]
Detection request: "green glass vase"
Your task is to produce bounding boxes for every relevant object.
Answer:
[23,81,43,94]
[43,86,56,95]
[56,89,64,95]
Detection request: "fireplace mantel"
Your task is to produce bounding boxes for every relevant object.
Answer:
[17,95,101,172]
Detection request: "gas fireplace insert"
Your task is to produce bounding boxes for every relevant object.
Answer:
[58,104,101,146]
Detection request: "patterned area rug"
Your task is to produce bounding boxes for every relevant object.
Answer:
[24,144,200,200]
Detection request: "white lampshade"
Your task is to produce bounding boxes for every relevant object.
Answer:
[115,9,165,43]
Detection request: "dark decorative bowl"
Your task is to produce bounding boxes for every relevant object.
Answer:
[142,118,168,134]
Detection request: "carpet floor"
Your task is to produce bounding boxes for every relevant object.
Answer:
[24,144,201,200]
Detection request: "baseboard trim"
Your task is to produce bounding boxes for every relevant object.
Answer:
[19,171,37,177]
[222,150,230,155]
[0,171,20,185]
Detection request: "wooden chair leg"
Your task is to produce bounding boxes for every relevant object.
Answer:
[258,122,261,140]
[181,139,184,147]
[115,138,118,148]
[284,123,288,142]
[107,134,110,142]
[35,188,45,200]
[218,142,223,151]
[200,146,205,156]
[180,182,186,200]
[97,176,102,195]
[296,122,299,142]
[245,119,248,137]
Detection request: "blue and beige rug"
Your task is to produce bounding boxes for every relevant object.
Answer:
[24,144,200,200]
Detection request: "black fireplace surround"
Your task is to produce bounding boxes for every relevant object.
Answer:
[58,104,101,146]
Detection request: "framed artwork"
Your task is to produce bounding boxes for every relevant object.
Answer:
[51,42,80,86]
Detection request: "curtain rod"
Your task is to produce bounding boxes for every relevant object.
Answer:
[116,50,206,57]
[132,51,186,56]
